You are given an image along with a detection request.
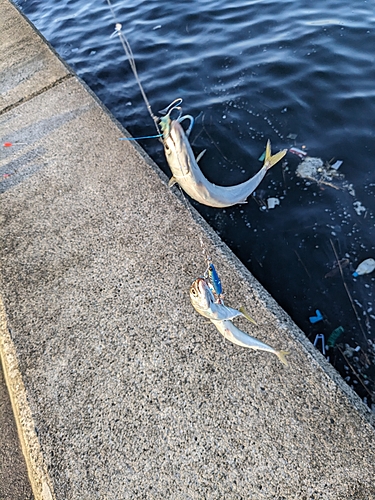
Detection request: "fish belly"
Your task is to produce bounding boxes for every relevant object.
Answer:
[177,164,267,208]
[212,319,275,353]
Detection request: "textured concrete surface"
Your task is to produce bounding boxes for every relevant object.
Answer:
[0,361,34,500]
[0,0,70,113]
[1,1,375,499]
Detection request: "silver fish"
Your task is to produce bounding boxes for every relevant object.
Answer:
[211,319,289,366]
[189,277,256,323]
[189,278,289,365]
[160,114,287,208]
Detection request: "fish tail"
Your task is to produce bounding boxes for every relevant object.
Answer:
[276,350,290,366]
[264,140,287,170]
[239,306,258,326]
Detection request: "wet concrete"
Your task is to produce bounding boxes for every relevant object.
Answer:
[1,1,375,499]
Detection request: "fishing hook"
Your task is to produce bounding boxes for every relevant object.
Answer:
[178,115,195,138]
[159,98,183,116]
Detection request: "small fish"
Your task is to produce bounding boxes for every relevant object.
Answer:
[212,319,289,366]
[160,114,287,208]
[189,278,289,365]
[190,278,256,323]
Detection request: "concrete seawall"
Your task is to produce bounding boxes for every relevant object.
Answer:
[1,1,375,499]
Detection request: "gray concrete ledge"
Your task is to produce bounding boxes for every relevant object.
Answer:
[1,1,375,499]
[0,0,71,114]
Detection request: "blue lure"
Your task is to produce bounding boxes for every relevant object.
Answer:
[208,263,223,298]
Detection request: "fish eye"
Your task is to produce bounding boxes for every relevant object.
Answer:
[191,287,197,296]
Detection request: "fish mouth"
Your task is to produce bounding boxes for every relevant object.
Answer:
[190,277,206,298]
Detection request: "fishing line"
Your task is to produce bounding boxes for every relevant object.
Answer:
[119,134,162,141]
[106,0,161,136]
[175,184,212,273]
[105,5,214,279]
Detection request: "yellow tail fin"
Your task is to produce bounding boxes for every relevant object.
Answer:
[276,350,290,366]
[239,306,258,326]
[264,139,287,170]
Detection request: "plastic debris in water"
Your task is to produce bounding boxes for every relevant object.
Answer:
[353,201,366,216]
[289,147,307,158]
[287,133,298,140]
[296,156,324,178]
[314,333,326,355]
[296,156,352,192]
[327,326,344,347]
[309,310,323,324]
[309,309,323,324]
[267,197,280,209]
[258,151,266,162]
[353,258,375,277]
[331,160,343,170]
[343,344,361,358]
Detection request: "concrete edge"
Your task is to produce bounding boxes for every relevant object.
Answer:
[0,0,74,116]
[8,0,74,77]
[0,298,55,500]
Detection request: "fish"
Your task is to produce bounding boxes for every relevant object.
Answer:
[160,114,287,208]
[189,278,289,365]
[189,277,256,323]
[212,319,289,365]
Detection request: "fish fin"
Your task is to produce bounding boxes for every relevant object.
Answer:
[276,350,290,366]
[266,149,287,169]
[265,139,271,163]
[168,176,177,187]
[263,140,287,170]
[196,149,206,163]
[239,306,258,326]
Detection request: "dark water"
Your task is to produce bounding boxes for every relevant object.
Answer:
[19,0,375,407]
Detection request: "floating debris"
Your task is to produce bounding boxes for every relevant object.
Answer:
[258,151,266,162]
[314,333,326,355]
[327,326,344,347]
[353,258,375,277]
[331,160,343,170]
[353,201,366,216]
[296,156,354,193]
[267,197,280,209]
[309,309,323,324]
[343,344,361,358]
[289,147,307,158]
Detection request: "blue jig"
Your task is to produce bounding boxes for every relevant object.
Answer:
[208,263,222,297]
